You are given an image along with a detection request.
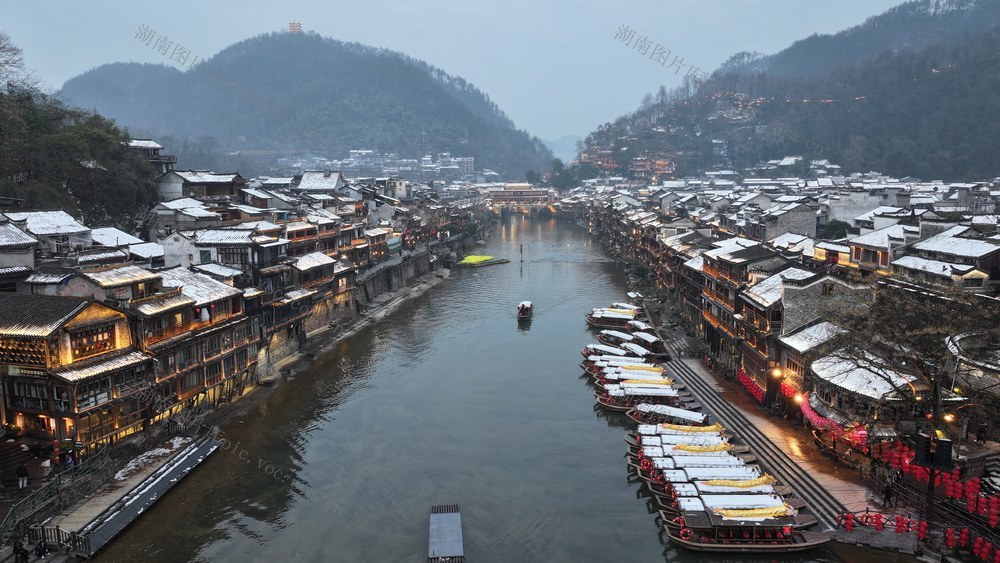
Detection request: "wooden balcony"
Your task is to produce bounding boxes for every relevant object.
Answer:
[703,310,736,338]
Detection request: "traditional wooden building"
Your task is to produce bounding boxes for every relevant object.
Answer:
[0,294,154,452]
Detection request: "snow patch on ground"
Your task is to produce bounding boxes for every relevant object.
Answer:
[114,436,192,481]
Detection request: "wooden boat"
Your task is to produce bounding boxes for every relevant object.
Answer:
[626,320,655,333]
[581,356,659,373]
[595,368,675,386]
[596,329,638,347]
[457,255,509,268]
[428,504,464,562]
[626,403,707,426]
[586,310,637,329]
[629,332,671,359]
[626,291,644,306]
[595,383,696,412]
[580,343,636,358]
[660,495,829,552]
[516,301,533,320]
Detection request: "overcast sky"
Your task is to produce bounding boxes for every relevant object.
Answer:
[5,0,901,141]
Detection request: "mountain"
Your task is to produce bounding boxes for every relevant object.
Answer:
[722,0,1000,79]
[580,0,1000,180]
[58,32,552,179]
[543,135,583,163]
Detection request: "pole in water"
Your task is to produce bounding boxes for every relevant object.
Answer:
[520,244,523,262]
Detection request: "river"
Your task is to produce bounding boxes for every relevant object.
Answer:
[97,217,860,562]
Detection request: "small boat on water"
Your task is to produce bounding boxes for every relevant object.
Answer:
[457,255,510,268]
[626,403,707,426]
[517,301,533,320]
[595,382,697,412]
[626,320,655,333]
[580,343,634,358]
[428,504,464,562]
[627,291,644,306]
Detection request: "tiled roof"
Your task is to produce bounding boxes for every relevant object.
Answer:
[0,294,90,337]
[52,350,152,383]
[91,227,144,247]
[24,271,75,284]
[4,211,89,236]
[196,229,255,246]
[79,265,160,288]
[0,222,38,248]
[174,171,241,184]
[294,252,336,271]
[159,267,242,306]
[129,242,165,259]
[131,292,195,317]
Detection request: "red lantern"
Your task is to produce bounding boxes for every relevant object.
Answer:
[918,520,928,541]
[945,528,956,548]
[962,528,971,547]
[873,513,885,532]
[896,515,907,534]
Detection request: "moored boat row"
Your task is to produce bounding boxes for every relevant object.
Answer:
[576,298,830,553]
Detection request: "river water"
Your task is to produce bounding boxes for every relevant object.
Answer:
[97,217,859,562]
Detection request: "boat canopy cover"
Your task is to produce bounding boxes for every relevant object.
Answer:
[627,320,654,331]
[602,370,671,381]
[610,302,641,310]
[631,332,661,344]
[642,445,734,457]
[635,404,706,423]
[627,291,643,299]
[637,434,727,447]
[621,342,653,356]
[652,456,746,469]
[677,497,707,512]
[680,466,761,481]
[599,329,634,341]
[518,301,532,307]
[592,357,655,366]
[586,344,629,356]
[606,385,678,398]
[589,311,635,320]
[699,495,786,510]
[695,482,776,495]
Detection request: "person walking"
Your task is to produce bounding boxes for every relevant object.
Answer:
[883,482,895,507]
[15,462,28,490]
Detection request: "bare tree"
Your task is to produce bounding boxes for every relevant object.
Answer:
[0,32,24,86]
[822,280,1000,430]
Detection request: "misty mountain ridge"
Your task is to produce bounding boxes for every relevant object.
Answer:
[58,32,552,178]
[580,0,1000,180]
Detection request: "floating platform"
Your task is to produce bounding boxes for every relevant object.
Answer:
[428,504,464,562]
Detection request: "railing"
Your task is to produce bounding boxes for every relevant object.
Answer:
[702,310,737,339]
[702,287,735,310]
[0,446,114,544]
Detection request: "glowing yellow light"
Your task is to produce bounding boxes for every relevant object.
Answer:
[944,414,955,423]
[793,394,803,404]
[771,368,782,378]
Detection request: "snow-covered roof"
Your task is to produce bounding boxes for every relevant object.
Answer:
[911,226,1000,259]
[779,322,846,354]
[742,268,814,308]
[79,265,160,288]
[52,350,152,383]
[294,251,336,271]
[683,255,704,272]
[0,222,38,248]
[193,262,244,278]
[849,224,917,249]
[892,255,979,278]
[297,170,344,191]
[91,227,144,247]
[4,211,89,236]
[128,242,164,259]
[76,249,130,265]
[174,171,241,184]
[159,267,242,306]
[128,139,162,149]
[812,352,924,400]
[160,198,207,210]
[24,271,74,285]
[196,229,255,246]
[853,206,905,223]
[236,220,281,232]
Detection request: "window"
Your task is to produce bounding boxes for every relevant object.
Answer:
[177,345,197,369]
[71,325,116,361]
[204,336,220,358]
[77,377,112,409]
[822,283,835,295]
[116,368,145,396]
[205,362,222,384]
[964,277,984,288]
[13,381,49,410]
[199,250,212,264]
[182,369,203,390]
